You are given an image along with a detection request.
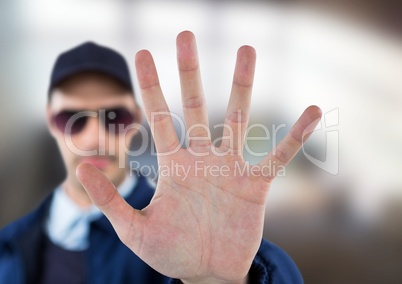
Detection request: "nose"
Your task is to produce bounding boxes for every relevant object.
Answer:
[73,116,105,153]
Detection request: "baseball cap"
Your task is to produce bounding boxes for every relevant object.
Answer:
[48,41,133,97]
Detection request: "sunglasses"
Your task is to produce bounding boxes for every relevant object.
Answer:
[52,107,135,135]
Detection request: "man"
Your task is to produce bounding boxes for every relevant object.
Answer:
[0,31,321,283]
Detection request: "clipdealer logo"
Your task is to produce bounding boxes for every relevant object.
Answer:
[62,107,339,176]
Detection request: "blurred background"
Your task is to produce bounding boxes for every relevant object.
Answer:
[1,0,401,283]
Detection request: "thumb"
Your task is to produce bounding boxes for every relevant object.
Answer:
[76,163,145,248]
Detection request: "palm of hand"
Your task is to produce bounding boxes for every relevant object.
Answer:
[77,31,321,284]
[134,149,267,281]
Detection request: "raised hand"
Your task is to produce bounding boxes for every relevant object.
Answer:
[76,31,321,284]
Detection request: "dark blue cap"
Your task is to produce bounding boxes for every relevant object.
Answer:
[49,41,133,96]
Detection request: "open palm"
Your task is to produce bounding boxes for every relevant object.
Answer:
[77,31,321,284]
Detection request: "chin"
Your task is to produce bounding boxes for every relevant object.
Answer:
[104,168,126,186]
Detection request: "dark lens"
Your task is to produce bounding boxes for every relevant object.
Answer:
[104,108,134,134]
[53,111,87,135]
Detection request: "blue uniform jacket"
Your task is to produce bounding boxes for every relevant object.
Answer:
[0,175,303,284]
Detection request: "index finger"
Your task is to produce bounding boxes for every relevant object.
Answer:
[135,50,180,154]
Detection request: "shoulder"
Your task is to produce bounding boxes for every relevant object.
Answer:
[0,194,52,246]
[251,239,303,284]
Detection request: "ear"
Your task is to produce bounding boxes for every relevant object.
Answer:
[46,104,58,138]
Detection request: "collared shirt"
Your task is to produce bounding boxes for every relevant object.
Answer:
[45,175,137,251]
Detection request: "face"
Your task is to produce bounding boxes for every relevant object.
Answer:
[47,72,141,189]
